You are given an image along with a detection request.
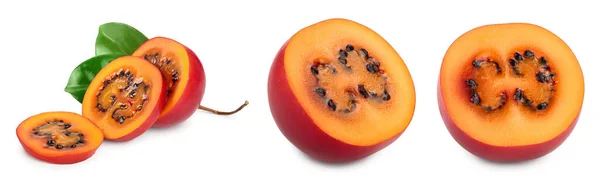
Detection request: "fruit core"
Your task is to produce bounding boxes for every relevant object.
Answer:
[95,68,151,125]
[31,119,86,150]
[141,50,181,97]
[310,44,391,113]
[465,49,556,114]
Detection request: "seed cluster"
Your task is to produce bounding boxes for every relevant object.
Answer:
[465,58,507,112]
[311,44,391,113]
[143,53,179,96]
[96,68,150,124]
[510,50,556,111]
[466,50,556,112]
[32,120,85,150]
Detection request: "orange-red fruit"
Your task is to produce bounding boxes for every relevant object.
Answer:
[132,37,206,128]
[268,18,416,163]
[16,111,104,164]
[82,56,166,142]
[438,23,584,162]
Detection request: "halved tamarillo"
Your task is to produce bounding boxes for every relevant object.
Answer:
[132,37,248,128]
[437,23,584,162]
[268,18,416,163]
[82,56,166,142]
[16,111,104,164]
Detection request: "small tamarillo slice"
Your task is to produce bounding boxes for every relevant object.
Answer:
[16,111,104,164]
[82,56,166,142]
[132,37,248,128]
[268,18,416,163]
[438,23,584,162]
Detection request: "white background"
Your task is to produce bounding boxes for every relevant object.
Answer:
[0,0,597,184]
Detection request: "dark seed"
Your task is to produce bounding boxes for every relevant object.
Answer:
[359,48,369,58]
[327,99,337,111]
[120,104,128,109]
[524,50,534,58]
[104,80,111,86]
[549,73,555,79]
[110,95,116,102]
[144,85,149,91]
[358,85,369,98]
[472,60,481,68]
[55,145,64,149]
[47,139,56,146]
[539,57,547,66]
[78,140,85,144]
[64,124,71,129]
[78,133,84,137]
[118,116,126,123]
[33,131,39,135]
[119,69,125,76]
[339,49,348,57]
[70,144,77,148]
[492,61,502,73]
[536,72,548,83]
[465,79,477,89]
[125,70,131,77]
[514,88,523,101]
[470,93,481,105]
[382,91,391,101]
[514,52,524,61]
[484,106,492,111]
[311,65,319,75]
[65,132,71,136]
[345,44,354,51]
[524,98,533,106]
[129,91,137,98]
[316,87,326,97]
[366,63,377,73]
[338,56,347,65]
[537,102,548,110]
[137,105,143,110]
[165,59,171,65]
[374,61,380,67]
[509,58,518,66]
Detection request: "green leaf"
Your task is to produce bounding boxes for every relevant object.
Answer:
[95,22,148,56]
[64,54,124,103]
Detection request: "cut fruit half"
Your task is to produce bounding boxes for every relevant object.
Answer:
[132,37,206,127]
[438,23,584,162]
[268,18,416,163]
[16,111,104,164]
[82,56,166,142]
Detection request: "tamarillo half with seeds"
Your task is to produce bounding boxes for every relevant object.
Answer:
[437,23,584,162]
[16,111,104,164]
[82,56,166,142]
[268,18,416,163]
[132,37,248,128]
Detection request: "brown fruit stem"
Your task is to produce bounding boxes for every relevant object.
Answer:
[197,101,249,115]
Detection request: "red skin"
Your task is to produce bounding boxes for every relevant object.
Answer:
[110,83,167,141]
[268,40,402,163]
[19,141,99,164]
[135,37,207,128]
[437,80,579,162]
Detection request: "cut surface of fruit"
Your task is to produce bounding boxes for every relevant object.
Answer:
[268,18,415,163]
[438,23,583,161]
[132,36,206,127]
[16,111,104,164]
[82,56,165,141]
[282,19,415,146]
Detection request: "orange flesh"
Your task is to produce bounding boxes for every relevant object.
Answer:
[82,56,164,139]
[440,23,584,146]
[132,37,190,117]
[16,112,103,157]
[284,18,416,146]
